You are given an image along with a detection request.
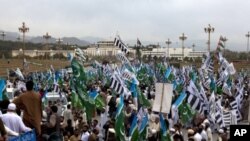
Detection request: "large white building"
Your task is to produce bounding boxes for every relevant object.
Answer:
[11,41,206,59]
[84,41,136,56]
[141,47,206,59]
[12,49,75,58]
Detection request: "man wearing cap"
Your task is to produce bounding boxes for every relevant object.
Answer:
[0,103,31,133]
[217,129,224,141]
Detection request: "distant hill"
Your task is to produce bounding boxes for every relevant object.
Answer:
[0,30,90,46]
[81,36,106,44]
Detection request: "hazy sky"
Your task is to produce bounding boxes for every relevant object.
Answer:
[0,0,250,51]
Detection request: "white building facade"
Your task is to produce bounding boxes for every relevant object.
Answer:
[141,47,206,59]
[84,41,136,56]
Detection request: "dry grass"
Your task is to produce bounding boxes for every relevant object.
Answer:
[0,59,70,77]
[0,59,249,78]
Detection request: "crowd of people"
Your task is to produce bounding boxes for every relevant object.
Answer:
[0,73,248,141]
[0,50,249,141]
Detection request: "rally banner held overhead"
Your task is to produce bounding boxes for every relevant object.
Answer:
[153,83,173,113]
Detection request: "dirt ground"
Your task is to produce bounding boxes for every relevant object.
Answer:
[0,59,70,78]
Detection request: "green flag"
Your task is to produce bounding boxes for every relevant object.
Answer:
[115,96,126,141]
[138,88,151,107]
[178,102,195,125]
[95,95,105,110]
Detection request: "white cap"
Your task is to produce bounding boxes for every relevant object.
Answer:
[170,128,175,132]
[151,129,157,134]
[218,129,224,134]
[203,119,210,124]
[108,128,115,133]
[8,103,16,111]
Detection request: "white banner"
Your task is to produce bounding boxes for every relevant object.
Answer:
[153,83,173,114]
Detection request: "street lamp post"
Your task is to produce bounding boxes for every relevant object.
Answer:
[221,37,228,56]
[192,43,195,51]
[165,38,172,58]
[18,22,29,59]
[56,38,63,49]
[246,32,250,61]
[179,33,187,58]
[204,24,214,53]
[17,36,21,59]
[43,32,51,49]
[0,31,6,40]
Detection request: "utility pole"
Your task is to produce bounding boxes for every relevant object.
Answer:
[179,33,187,59]
[246,32,250,61]
[165,38,172,58]
[43,32,51,49]
[192,43,195,51]
[56,38,63,49]
[0,31,6,40]
[204,24,214,53]
[18,22,29,61]
[221,36,228,56]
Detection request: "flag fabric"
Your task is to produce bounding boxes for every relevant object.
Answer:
[102,64,112,77]
[129,116,139,141]
[187,93,206,115]
[15,68,24,80]
[0,80,6,101]
[215,103,224,127]
[173,92,187,107]
[207,59,214,74]
[110,75,125,95]
[159,113,171,141]
[164,67,172,79]
[223,111,231,130]
[138,88,151,107]
[217,36,225,51]
[137,38,142,47]
[138,112,148,134]
[114,36,129,54]
[75,48,86,62]
[230,100,242,122]
[116,52,130,64]
[115,96,126,141]
[159,113,167,137]
[89,90,99,100]
[67,52,74,61]
[178,102,195,124]
[222,83,232,96]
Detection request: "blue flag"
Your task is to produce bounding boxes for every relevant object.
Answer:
[164,67,172,79]
[139,114,148,133]
[160,113,167,136]
[0,80,6,101]
[173,92,187,108]
[89,90,99,100]
[129,115,138,136]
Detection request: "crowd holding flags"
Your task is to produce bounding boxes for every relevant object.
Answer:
[0,35,249,141]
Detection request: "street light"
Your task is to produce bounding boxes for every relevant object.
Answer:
[43,32,51,49]
[246,31,250,61]
[204,24,214,53]
[165,38,172,58]
[221,36,228,56]
[179,33,187,58]
[192,43,195,51]
[56,38,63,49]
[0,31,6,40]
[18,22,29,60]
